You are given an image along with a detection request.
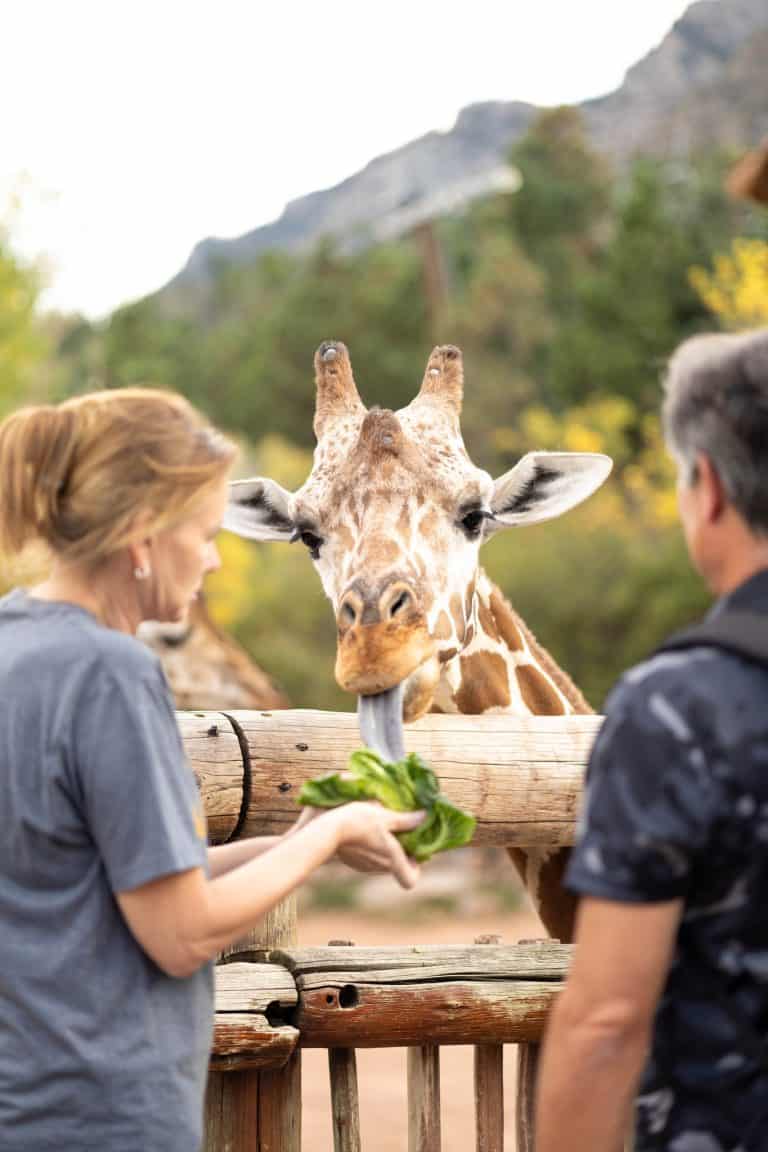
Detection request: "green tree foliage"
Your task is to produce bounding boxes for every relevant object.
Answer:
[505,106,613,301]
[101,239,428,449]
[41,118,768,711]
[0,226,47,415]
[545,155,761,414]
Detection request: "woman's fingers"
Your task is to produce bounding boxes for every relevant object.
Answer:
[383,808,427,833]
[384,832,421,889]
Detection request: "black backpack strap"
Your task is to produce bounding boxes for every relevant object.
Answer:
[656,611,768,667]
[658,609,768,1093]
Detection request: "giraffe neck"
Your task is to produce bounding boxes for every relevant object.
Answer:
[430,569,589,944]
[432,569,592,717]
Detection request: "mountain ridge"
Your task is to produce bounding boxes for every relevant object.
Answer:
[161,0,768,308]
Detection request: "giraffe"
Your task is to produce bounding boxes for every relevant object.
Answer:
[139,597,288,711]
[223,341,611,941]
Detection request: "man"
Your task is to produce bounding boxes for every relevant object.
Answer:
[536,328,768,1152]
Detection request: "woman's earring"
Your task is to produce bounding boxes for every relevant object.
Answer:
[134,565,151,581]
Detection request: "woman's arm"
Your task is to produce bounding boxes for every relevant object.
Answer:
[207,837,282,878]
[117,803,423,977]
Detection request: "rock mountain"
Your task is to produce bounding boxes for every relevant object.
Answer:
[163,0,768,304]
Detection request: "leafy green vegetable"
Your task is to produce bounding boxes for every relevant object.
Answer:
[298,750,475,861]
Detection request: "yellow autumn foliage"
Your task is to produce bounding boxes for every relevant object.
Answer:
[690,238,768,328]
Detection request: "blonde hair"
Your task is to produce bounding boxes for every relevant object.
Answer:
[0,388,236,564]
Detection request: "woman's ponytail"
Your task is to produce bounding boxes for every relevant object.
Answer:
[0,405,80,555]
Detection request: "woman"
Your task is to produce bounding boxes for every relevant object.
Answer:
[0,387,422,1152]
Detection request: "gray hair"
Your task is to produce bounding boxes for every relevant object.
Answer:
[662,328,768,534]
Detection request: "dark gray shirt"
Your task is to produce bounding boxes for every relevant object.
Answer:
[567,570,768,1151]
[0,589,213,1151]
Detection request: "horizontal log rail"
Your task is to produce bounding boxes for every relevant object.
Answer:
[180,709,602,847]
[211,944,571,1064]
[211,962,299,1071]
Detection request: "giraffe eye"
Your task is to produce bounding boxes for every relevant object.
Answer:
[298,530,324,559]
[460,509,487,537]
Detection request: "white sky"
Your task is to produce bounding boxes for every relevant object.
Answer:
[2,0,694,318]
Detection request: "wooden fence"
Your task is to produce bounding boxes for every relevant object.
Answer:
[180,708,600,1151]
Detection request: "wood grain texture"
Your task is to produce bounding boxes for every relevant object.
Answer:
[181,709,601,847]
[328,1048,362,1152]
[211,1014,299,1071]
[258,1049,301,1152]
[177,710,244,844]
[515,1042,540,1152]
[214,963,297,1012]
[474,1045,504,1152]
[230,710,600,846]
[408,1045,441,1152]
[272,942,572,983]
[295,980,558,1048]
[204,895,299,1148]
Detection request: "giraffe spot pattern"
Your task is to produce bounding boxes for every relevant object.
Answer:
[489,588,524,651]
[516,664,566,716]
[453,651,511,712]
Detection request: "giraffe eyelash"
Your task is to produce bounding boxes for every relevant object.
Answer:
[458,508,493,537]
[292,527,324,559]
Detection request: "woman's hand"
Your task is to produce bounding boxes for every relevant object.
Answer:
[290,803,425,889]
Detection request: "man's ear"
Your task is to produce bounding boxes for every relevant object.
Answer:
[696,453,726,522]
[488,452,613,529]
[222,478,296,542]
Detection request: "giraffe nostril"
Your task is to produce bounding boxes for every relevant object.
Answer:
[388,590,412,619]
[340,600,357,627]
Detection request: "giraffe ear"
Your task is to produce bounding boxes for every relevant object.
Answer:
[488,452,612,529]
[223,478,296,542]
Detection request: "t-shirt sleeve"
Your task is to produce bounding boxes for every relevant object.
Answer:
[566,677,724,903]
[73,669,208,893]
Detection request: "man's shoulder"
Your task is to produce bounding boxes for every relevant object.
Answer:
[603,641,768,752]
[614,640,764,703]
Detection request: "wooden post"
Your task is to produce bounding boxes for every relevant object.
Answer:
[515,938,549,1152]
[474,935,504,1152]
[204,897,299,1152]
[327,940,362,1152]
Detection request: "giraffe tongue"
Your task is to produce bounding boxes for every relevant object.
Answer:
[357,684,406,762]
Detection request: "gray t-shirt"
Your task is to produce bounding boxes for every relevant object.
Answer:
[0,589,214,1151]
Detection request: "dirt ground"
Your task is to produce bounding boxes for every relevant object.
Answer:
[296,903,543,1152]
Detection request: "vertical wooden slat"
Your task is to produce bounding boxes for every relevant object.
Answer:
[327,940,361,1152]
[329,1047,362,1152]
[473,933,504,1152]
[408,1045,441,1152]
[204,896,299,1152]
[474,1044,504,1152]
[515,1041,540,1152]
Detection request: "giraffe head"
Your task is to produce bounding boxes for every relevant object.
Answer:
[224,341,611,721]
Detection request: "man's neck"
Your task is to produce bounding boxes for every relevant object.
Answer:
[711,548,768,599]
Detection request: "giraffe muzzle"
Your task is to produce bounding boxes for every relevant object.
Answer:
[335,617,435,697]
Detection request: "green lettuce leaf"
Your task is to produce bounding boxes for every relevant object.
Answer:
[298,749,475,861]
